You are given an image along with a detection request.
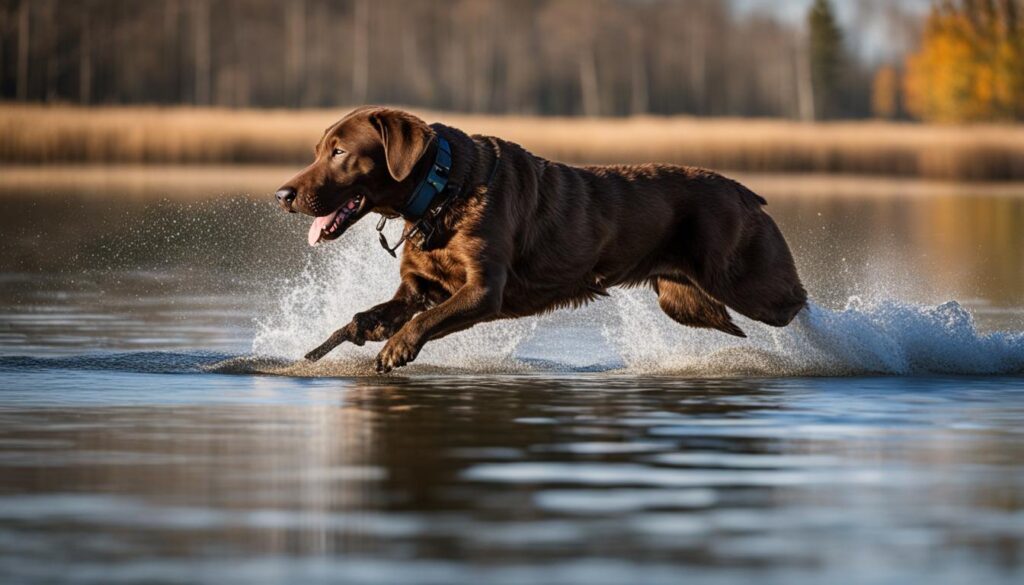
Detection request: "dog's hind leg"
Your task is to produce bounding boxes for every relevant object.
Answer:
[692,216,807,329]
[653,277,746,338]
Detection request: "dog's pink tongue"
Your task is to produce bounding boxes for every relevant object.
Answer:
[308,211,337,246]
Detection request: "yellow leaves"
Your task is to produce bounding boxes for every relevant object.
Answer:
[904,4,1024,123]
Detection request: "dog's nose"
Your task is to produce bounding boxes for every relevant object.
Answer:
[275,187,297,212]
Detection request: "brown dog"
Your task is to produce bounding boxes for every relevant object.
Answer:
[276,107,807,373]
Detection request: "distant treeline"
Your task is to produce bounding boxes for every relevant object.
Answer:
[0,0,917,119]
[2,0,1020,122]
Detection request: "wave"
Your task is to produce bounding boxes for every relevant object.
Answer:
[610,296,1024,377]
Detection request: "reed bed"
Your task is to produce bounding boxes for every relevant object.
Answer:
[2,104,1023,181]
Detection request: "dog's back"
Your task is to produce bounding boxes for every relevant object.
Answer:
[442,131,806,331]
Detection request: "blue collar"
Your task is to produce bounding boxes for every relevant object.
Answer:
[402,137,452,218]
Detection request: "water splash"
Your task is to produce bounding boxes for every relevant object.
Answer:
[251,220,537,374]
[248,220,1024,378]
[608,291,1024,377]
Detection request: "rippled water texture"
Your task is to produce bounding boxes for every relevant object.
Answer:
[1,170,1023,584]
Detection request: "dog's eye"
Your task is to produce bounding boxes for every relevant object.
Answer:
[332,148,346,158]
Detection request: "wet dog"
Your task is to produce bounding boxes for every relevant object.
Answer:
[276,107,807,372]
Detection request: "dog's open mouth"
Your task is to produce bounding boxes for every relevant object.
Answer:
[308,195,366,246]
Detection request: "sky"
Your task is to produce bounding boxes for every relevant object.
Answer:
[732,0,930,22]
[732,0,932,62]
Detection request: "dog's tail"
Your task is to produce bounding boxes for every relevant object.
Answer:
[726,178,768,207]
[740,183,769,206]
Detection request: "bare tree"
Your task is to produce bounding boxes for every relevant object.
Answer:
[796,35,816,121]
[539,0,605,116]
[78,3,91,104]
[284,0,306,107]
[351,0,369,104]
[192,0,210,105]
[16,0,28,101]
[2,0,901,119]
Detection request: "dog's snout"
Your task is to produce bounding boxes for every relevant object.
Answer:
[275,187,298,212]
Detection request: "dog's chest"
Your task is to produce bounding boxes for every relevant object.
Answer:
[409,249,468,294]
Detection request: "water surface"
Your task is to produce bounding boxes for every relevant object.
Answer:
[0,170,1023,584]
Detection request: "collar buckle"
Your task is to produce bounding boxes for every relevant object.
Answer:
[376,186,453,257]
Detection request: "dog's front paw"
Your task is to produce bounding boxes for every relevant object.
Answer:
[374,333,422,374]
[304,322,361,362]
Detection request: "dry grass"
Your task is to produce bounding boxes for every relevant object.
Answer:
[3,103,1024,181]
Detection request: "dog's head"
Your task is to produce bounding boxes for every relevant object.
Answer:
[275,107,434,246]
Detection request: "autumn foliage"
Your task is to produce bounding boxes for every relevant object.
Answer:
[905,0,1024,122]
[872,66,901,119]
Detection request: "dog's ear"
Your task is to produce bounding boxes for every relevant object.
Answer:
[369,110,433,182]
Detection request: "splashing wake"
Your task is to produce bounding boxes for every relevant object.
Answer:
[238,221,1024,378]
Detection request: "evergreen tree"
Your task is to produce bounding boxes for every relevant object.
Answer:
[808,0,844,119]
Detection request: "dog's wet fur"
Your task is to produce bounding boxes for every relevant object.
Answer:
[277,107,807,373]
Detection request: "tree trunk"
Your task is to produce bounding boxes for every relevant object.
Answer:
[16,0,29,101]
[401,25,431,105]
[630,41,649,115]
[796,41,816,121]
[579,47,600,117]
[449,36,468,111]
[193,0,210,106]
[305,0,326,106]
[471,34,493,112]
[79,9,92,104]
[352,0,369,103]
[164,0,181,104]
[688,26,707,115]
[285,0,306,107]
[0,12,5,96]
[42,0,57,102]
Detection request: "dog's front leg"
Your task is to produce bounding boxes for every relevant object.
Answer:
[374,272,505,373]
[305,284,425,362]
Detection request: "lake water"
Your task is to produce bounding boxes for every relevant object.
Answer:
[1,168,1023,584]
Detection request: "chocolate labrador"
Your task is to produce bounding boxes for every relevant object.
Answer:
[275,106,807,372]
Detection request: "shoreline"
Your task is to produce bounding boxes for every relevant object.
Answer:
[3,104,1024,181]
[3,164,1024,199]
